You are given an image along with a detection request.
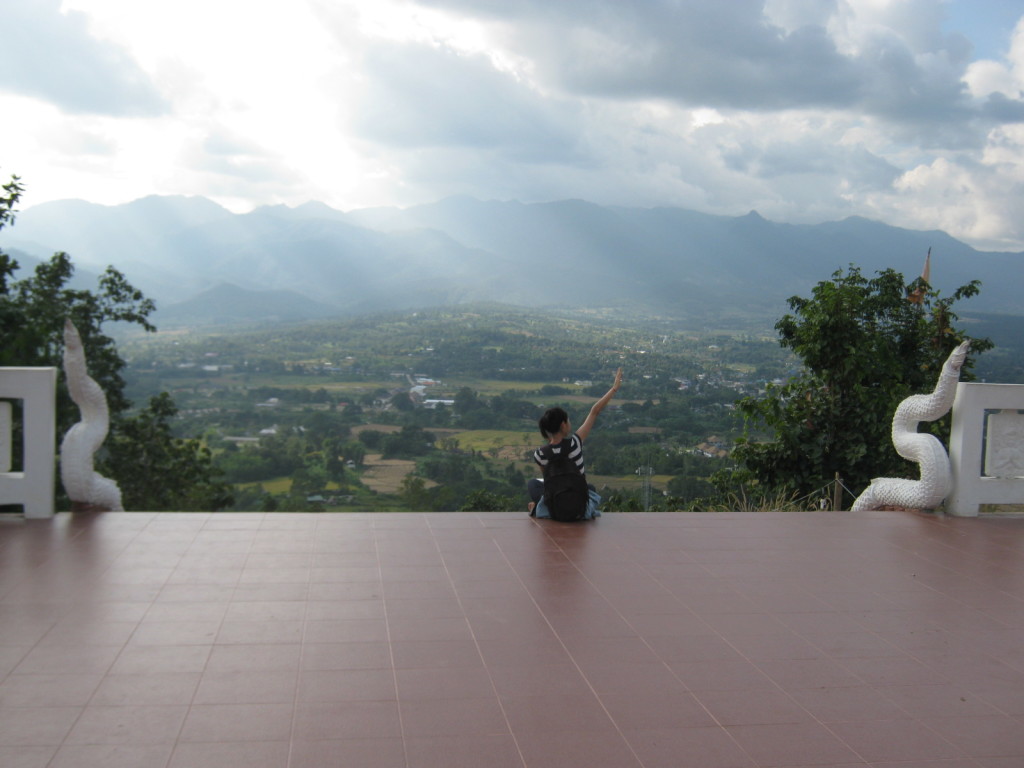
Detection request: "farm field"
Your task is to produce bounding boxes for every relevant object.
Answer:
[359,455,433,494]
[116,303,756,511]
[453,429,535,459]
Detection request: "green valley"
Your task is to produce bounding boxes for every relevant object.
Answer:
[117,304,794,512]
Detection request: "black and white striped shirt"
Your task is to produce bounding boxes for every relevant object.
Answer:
[533,434,585,477]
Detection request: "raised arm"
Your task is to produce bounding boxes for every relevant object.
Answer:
[576,367,623,442]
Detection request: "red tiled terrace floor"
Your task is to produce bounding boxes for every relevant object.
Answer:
[1,509,1024,767]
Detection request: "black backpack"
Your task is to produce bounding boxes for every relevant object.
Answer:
[543,451,590,522]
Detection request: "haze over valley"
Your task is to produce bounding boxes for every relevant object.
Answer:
[3,194,1022,330]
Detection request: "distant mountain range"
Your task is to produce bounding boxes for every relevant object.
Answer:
[2,194,1021,328]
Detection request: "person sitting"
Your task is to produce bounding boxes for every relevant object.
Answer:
[528,368,622,520]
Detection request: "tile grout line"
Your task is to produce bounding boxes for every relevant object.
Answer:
[632,514,979,766]
[4,510,1021,767]
[51,512,211,768]
[643,533,902,765]
[495,517,650,767]
[161,512,236,768]
[426,512,529,768]
[374,513,412,768]
[555,521,768,766]
[546,516,886,765]
[285,513,317,768]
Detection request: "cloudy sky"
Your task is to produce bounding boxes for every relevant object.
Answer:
[3,0,1024,250]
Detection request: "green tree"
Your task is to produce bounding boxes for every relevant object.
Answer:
[342,440,367,467]
[399,475,431,509]
[1,176,153,421]
[322,437,347,483]
[666,473,715,502]
[0,171,231,510]
[732,265,990,499]
[101,393,234,510]
[382,424,435,459]
[453,386,482,416]
[459,490,517,511]
[290,462,327,498]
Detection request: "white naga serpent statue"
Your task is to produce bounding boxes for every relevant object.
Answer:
[60,320,124,511]
[852,340,970,512]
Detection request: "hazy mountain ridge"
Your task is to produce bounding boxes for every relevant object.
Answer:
[3,194,1021,326]
[155,283,341,328]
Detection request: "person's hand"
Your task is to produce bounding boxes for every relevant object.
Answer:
[612,367,623,392]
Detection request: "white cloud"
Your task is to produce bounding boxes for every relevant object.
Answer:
[0,0,166,116]
[965,17,1024,98]
[966,59,1020,97]
[2,0,1024,251]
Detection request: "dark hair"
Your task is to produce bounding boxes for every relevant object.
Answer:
[538,407,568,438]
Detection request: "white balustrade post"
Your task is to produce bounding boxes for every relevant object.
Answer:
[0,401,10,472]
[948,382,1024,517]
[0,368,57,519]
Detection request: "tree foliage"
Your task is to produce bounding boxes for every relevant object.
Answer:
[0,171,230,510]
[1,174,155,432]
[101,393,233,511]
[732,265,991,499]
[459,489,518,511]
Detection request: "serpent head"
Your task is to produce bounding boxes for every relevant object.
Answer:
[946,340,971,373]
[64,318,82,349]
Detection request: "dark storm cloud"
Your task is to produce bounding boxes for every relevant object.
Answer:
[506,1,862,109]
[722,137,901,191]
[412,0,1024,133]
[982,91,1024,122]
[851,31,972,122]
[0,0,166,116]
[353,42,584,163]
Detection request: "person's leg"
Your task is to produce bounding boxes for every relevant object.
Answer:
[527,478,544,514]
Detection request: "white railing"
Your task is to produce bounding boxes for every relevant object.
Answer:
[948,382,1024,517]
[0,368,57,519]
[1,367,1018,520]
